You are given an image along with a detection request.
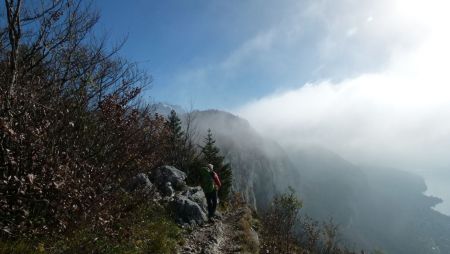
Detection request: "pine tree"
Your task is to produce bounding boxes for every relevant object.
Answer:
[165,110,185,169]
[201,129,220,165]
[201,129,232,202]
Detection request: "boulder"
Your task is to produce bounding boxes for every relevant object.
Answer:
[149,165,187,191]
[171,194,208,225]
[163,181,175,197]
[125,173,154,195]
[182,186,207,212]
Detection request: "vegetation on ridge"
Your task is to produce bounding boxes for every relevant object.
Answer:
[0,0,231,252]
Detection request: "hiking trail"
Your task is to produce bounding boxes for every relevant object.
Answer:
[178,206,256,254]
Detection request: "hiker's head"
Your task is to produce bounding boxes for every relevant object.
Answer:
[207,164,214,171]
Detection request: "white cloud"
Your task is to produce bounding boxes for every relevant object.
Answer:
[236,0,450,172]
[220,30,276,71]
[346,27,358,37]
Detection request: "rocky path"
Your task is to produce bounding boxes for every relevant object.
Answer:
[178,208,248,254]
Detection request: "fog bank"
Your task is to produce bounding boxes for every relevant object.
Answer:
[236,0,450,214]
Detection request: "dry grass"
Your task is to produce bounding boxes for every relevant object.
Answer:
[233,197,260,254]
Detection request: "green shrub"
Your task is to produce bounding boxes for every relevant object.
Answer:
[46,194,181,254]
[0,240,43,254]
[1,192,181,254]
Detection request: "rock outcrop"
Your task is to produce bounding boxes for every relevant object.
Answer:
[149,165,187,191]
[125,173,154,195]
[171,194,208,226]
[181,186,208,213]
[127,165,208,226]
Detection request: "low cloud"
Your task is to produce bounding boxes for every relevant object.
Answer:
[237,0,450,172]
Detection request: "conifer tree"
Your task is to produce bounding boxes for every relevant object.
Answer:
[165,110,185,169]
[201,129,232,202]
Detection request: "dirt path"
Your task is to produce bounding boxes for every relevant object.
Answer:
[178,209,246,254]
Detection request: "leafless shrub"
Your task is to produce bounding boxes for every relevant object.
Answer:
[0,0,172,239]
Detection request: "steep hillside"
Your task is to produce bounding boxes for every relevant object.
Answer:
[349,167,450,254]
[189,110,299,210]
[286,146,368,224]
[189,109,450,254]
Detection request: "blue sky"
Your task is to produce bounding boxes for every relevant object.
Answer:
[94,0,404,110]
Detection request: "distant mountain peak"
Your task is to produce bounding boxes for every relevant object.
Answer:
[151,102,186,117]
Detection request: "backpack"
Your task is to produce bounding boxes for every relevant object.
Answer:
[211,171,221,189]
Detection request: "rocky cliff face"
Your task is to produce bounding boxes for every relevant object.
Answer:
[189,110,299,210]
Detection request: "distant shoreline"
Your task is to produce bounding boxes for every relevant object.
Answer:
[423,174,450,216]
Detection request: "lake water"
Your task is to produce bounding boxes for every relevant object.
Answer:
[423,172,450,216]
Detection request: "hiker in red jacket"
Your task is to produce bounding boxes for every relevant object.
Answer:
[200,163,221,221]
